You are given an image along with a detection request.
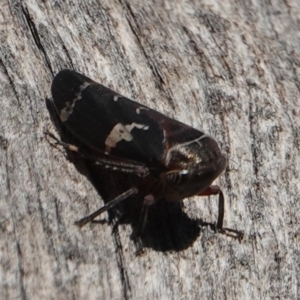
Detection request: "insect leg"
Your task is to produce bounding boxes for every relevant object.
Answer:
[130,194,156,253]
[75,187,138,227]
[199,186,244,241]
[132,203,149,238]
[45,131,149,176]
[129,201,150,255]
[198,185,224,228]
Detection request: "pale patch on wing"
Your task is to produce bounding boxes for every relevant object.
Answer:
[164,134,209,165]
[125,123,149,132]
[136,107,149,114]
[105,122,149,154]
[60,82,91,122]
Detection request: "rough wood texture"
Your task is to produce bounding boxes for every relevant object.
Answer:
[1,1,299,299]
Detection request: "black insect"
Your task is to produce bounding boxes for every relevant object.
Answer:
[50,69,243,244]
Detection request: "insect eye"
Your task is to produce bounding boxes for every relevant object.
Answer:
[164,170,189,186]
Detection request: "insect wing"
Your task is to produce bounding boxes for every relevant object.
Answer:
[52,70,165,164]
[52,70,207,167]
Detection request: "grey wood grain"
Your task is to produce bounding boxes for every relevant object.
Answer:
[1,0,299,299]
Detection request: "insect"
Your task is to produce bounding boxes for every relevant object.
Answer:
[51,69,243,243]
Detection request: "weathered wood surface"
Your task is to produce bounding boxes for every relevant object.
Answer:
[1,1,300,299]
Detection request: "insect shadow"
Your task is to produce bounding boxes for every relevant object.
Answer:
[46,97,213,252]
[87,164,202,252]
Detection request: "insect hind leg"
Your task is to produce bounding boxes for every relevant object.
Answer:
[75,187,138,227]
[45,131,149,176]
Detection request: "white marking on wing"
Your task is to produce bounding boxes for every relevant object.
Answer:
[136,107,149,114]
[164,134,209,165]
[60,82,91,122]
[105,122,149,153]
[125,123,149,131]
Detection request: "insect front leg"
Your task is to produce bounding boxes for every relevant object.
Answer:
[199,186,244,241]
